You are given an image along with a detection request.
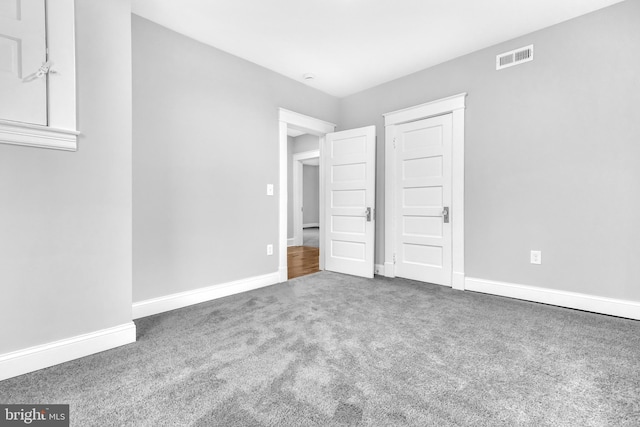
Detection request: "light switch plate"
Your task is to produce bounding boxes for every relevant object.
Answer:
[266,184,274,196]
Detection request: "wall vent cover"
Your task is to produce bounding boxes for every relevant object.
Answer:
[496,45,533,70]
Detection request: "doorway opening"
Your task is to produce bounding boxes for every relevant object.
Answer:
[289,140,320,279]
[279,109,377,281]
[278,109,336,282]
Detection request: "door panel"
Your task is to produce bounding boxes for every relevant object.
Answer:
[395,115,452,285]
[324,126,376,278]
[0,0,47,125]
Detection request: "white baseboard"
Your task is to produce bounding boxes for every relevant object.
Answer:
[303,223,319,228]
[0,322,136,382]
[465,277,640,320]
[374,264,384,275]
[132,272,280,319]
[287,238,295,247]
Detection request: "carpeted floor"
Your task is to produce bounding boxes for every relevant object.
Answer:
[1,272,639,426]
[303,227,319,248]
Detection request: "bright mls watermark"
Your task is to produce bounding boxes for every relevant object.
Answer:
[0,405,69,426]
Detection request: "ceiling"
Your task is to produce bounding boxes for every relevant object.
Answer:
[287,128,306,138]
[132,0,624,98]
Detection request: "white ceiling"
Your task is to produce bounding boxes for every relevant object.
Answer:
[132,0,624,98]
[287,128,306,138]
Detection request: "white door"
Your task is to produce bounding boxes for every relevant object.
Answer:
[0,0,47,125]
[324,126,376,278]
[394,114,452,285]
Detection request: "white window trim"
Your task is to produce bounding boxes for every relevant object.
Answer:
[0,0,78,151]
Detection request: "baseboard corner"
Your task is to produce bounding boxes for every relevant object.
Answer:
[374,264,384,275]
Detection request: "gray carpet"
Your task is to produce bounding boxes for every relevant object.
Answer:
[303,227,319,248]
[1,272,639,426]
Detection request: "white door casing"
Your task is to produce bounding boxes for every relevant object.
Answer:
[394,115,452,285]
[384,93,466,290]
[0,0,47,125]
[279,109,336,282]
[324,126,376,278]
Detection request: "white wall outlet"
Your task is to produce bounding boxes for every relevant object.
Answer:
[266,184,274,196]
[266,244,273,256]
[530,250,542,265]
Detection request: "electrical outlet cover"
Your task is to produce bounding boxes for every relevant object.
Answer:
[530,250,541,265]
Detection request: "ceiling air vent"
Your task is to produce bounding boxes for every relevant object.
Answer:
[496,45,533,70]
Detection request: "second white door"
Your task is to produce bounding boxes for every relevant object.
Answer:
[394,114,452,285]
[324,126,376,278]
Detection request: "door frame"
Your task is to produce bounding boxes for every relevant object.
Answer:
[383,93,467,290]
[291,150,320,246]
[279,108,336,282]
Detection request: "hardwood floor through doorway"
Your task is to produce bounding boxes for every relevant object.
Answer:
[288,246,319,279]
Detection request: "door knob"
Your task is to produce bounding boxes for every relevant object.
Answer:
[23,61,52,83]
[365,207,373,222]
[442,207,450,223]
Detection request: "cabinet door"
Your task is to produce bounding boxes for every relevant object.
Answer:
[0,0,47,125]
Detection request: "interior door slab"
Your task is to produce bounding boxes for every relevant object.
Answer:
[395,115,452,285]
[324,126,376,278]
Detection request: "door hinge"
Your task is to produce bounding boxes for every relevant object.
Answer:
[393,137,397,149]
[393,254,396,264]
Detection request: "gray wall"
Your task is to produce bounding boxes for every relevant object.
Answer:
[303,165,320,226]
[0,0,133,353]
[339,0,640,301]
[132,16,339,302]
[292,134,320,154]
[0,0,634,361]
